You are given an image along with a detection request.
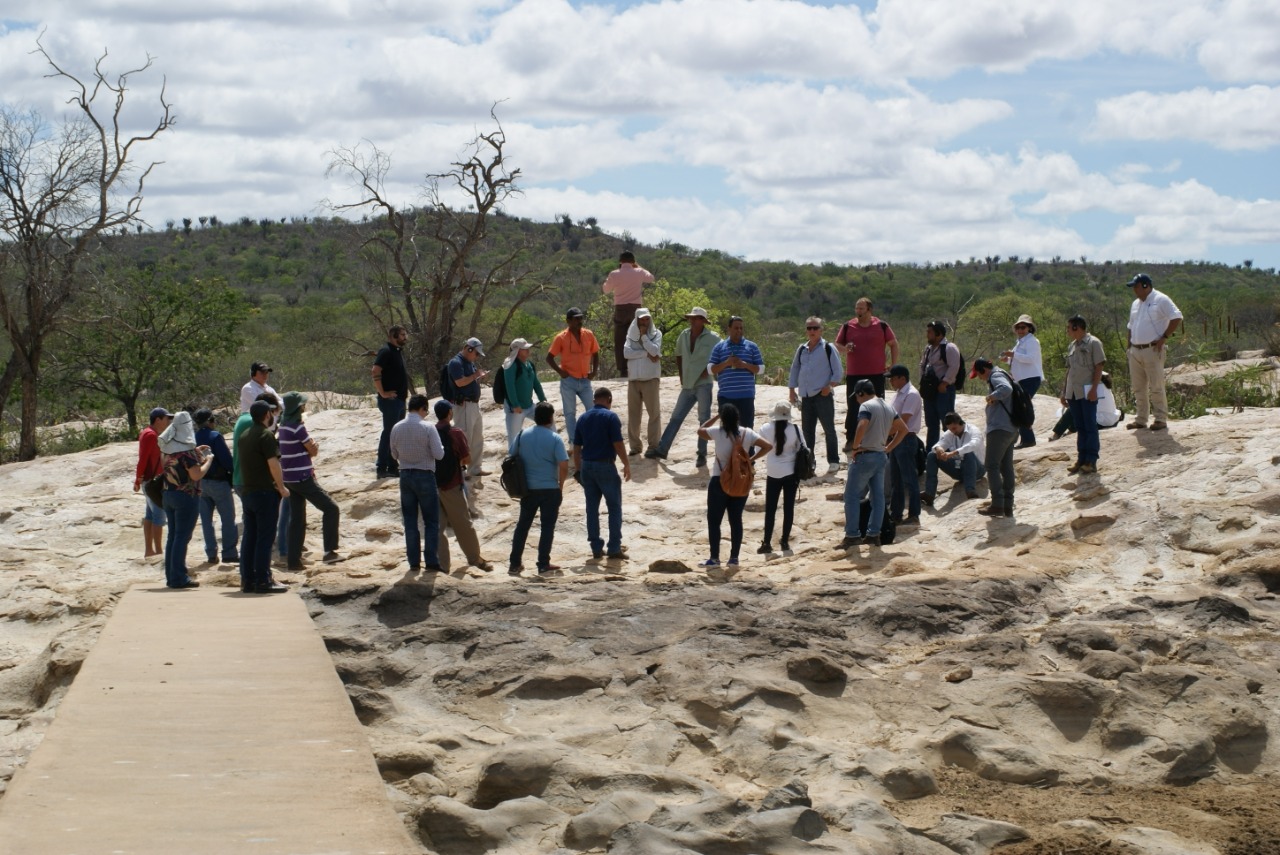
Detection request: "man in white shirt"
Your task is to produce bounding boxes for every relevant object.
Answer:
[239,361,278,414]
[887,365,923,525]
[1125,273,1183,431]
[922,412,986,505]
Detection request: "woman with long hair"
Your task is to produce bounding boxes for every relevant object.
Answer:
[502,339,547,450]
[757,400,802,554]
[158,411,212,588]
[697,403,771,568]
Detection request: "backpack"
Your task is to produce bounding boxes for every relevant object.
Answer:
[500,431,527,498]
[993,369,1035,429]
[436,424,460,486]
[493,364,508,406]
[953,346,968,394]
[792,425,816,481]
[795,340,836,367]
[718,431,755,497]
[859,499,897,545]
[439,362,459,403]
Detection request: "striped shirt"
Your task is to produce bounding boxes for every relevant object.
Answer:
[389,412,444,471]
[277,422,314,482]
[709,337,764,400]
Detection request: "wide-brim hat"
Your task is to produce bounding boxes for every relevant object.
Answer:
[684,307,709,320]
[283,390,308,418]
[769,400,793,421]
[1013,314,1036,333]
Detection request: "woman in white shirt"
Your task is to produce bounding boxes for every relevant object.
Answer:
[1001,314,1043,449]
[757,401,804,554]
[696,403,771,569]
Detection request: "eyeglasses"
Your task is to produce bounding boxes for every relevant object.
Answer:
[806,326,820,331]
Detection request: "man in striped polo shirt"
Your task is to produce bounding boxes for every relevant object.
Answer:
[278,391,341,572]
[708,316,764,428]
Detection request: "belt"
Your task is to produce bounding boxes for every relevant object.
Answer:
[1130,342,1157,350]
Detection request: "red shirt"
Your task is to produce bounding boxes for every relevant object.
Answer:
[135,427,161,485]
[438,425,470,491]
[834,317,896,376]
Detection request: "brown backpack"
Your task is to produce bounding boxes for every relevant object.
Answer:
[718,432,754,497]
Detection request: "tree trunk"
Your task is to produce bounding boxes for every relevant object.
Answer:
[19,369,38,461]
[0,352,20,429]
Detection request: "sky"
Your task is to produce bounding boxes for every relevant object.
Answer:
[2,0,1278,269]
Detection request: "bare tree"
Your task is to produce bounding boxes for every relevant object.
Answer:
[324,109,554,389]
[0,37,174,459]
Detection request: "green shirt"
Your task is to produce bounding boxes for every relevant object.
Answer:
[676,326,720,389]
[237,422,280,493]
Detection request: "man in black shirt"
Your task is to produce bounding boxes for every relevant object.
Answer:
[372,325,409,478]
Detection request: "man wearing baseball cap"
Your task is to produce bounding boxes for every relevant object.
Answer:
[547,307,600,451]
[649,307,720,468]
[239,361,278,414]
[444,336,490,486]
[1125,273,1182,431]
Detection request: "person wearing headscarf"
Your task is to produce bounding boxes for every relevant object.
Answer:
[278,391,341,572]
[503,339,546,451]
[158,411,212,588]
[193,409,238,565]
[757,400,802,555]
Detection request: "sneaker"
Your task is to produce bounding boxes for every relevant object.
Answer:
[826,462,840,475]
[861,535,878,546]
[322,551,342,563]
[1126,422,1147,430]
[920,493,935,506]
[508,564,524,576]
[977,505,1005,518]
[698,558,720,568]
[592,551,604,561]
[423,564,444,573]
[726,559,740,567]
[695,455,707,469]
[474,561,494,572]
[1079,463,1097,474]
[1048,433,1063,442]
[1150,421,1168,431]
[1067,462,1083,474]
[779,540,790,552]
[644,448,667,460]
[756,543,773,554]
[838,536,861,550]
[900,515,920,527]
[606,551,629,560]
[1014,440,1036,449]
[629,448,643,457]
[964,490,978,500]
[537,564,561,575]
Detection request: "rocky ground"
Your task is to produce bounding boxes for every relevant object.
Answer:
[2,376,1279,854]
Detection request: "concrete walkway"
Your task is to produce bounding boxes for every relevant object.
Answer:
[0,584,419,855]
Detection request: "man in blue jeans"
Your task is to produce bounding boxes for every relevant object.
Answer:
[573,387,632,561]
[840,380,908,549]
[390,394,445,572]
[372,324,409,479]
[708,316,764,428]
[922,412,987,504]
[648,306,720,468]
[918,321,962,451]
[193,408,239,564]
[547,307,599,457]
[237,401,290,594]
[509,402,569,576]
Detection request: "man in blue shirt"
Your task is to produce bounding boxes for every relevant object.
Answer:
[708,316,764,428]
[193,409,238,565]
[445,337,489,487]
[510,402,569,576]
[787,316,843,474]
[573,387,632,561]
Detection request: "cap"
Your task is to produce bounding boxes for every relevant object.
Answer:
[684,307,709,320]
[149,407,172,423]
[464,337,485,357]
[1127,273,1153,287]
[634,307,652,320]
[969,357,995,378]
[249,400,273,421]
[769,400,793,421]
[565,307,585,320]
[433,399,454,419]
[193,408,215,426]
[251,361,273,374]
[510,338,533,351]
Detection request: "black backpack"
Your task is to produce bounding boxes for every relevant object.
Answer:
[859,499,896,545]
[436,424,460,486]
[993,369,1035,428]
[953,346,967,394]
[439,363,458,403]
[493,365,508,406]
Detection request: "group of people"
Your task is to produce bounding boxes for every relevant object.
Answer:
[135,255,1185,584]
[134,362,343,592]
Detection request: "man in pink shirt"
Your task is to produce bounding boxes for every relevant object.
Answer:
[602,250,654,378]
[834,297,899,448]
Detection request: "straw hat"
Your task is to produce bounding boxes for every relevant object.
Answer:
[769,400,793,421]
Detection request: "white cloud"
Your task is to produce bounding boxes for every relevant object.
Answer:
[1094,85,1280,150]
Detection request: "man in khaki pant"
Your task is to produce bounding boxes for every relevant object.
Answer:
[1125,273,1183,431]
[433,401,493,573]
[623,308,664,456]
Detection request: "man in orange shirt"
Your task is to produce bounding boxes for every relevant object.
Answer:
[546,307,600,452]
[601,251,654,378]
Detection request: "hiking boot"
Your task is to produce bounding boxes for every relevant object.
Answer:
[838,536,861,550]
[1150,421,1168,431]
[1067,462,1083,474]
[977,504,1005,518]
[695,455,707,469]
[1126,422,1146,430]
[900,515,920,527]
[920,492,935,507]
[644,448,667,460]
[1079,463,1097,474]
[756,542,773,554]
[964,490,979,500]
[508,564,524,576]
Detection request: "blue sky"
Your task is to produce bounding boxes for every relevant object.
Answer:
[2,0,1277,269]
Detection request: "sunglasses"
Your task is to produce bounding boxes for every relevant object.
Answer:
[806,326,821,331]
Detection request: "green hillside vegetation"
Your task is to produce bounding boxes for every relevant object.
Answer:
[5,210,1279,460]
